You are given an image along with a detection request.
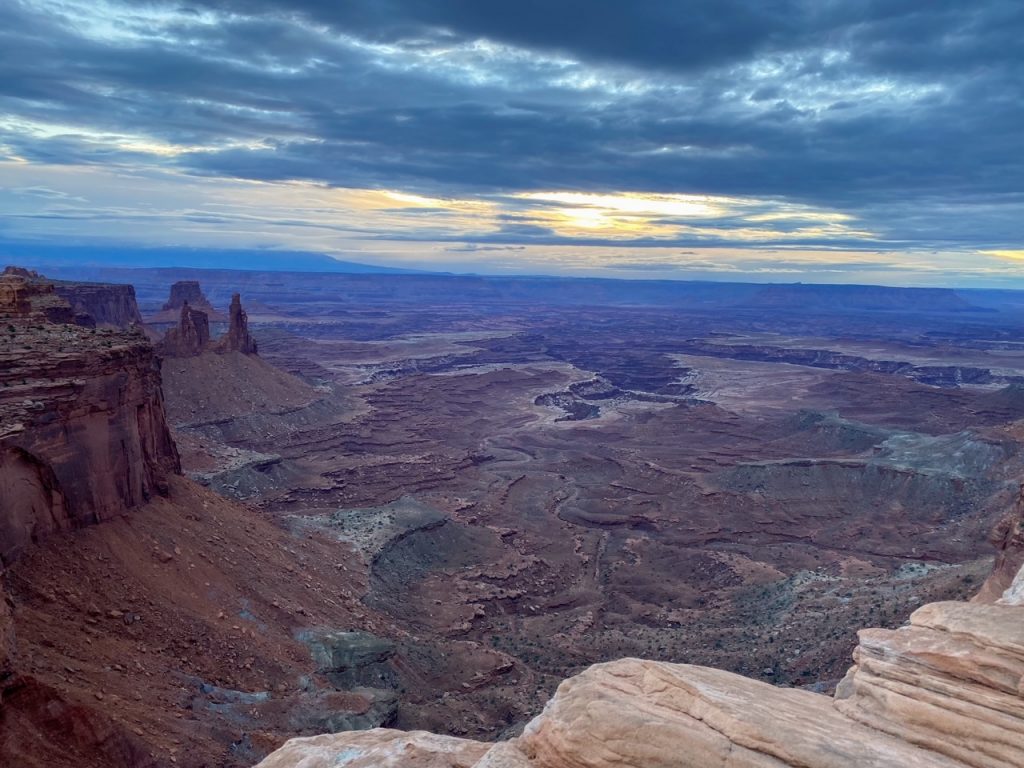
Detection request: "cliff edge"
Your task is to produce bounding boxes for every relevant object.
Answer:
[258,501,1024,768]
[0,270,180,564]
[0,270,386,767]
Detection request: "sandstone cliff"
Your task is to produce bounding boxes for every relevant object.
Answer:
[157,302,211,358]
[0,271,180,565]
[258,525,1024,768]
[1,269,404,768]
[1,268,80,325]
[54,281,145,329]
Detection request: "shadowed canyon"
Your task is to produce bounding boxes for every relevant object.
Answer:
[4,266,1024,766]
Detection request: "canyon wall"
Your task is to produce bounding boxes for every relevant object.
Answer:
[0,271,180,565]
[54,282,144,328]
[975,486,1024,602]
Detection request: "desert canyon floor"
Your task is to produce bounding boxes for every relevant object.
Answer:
[4,266,1024,766]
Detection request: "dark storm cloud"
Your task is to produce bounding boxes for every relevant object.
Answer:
[1,0,1022,254]
[191,0,801,73]
[189,0,1024,78]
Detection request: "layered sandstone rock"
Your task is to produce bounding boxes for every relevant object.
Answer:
[215,292,257,355]
[256,729,490,768]
[259,659,967,768]
[54,282,144,329]
[827,495,1024,765]
[975,486,1024,603]
[835,600,1024,767]
[260,572,1024,768]
[158,302,211,358]
[0,270,78,325]
[162,280,214,314]
[0,271,180,565]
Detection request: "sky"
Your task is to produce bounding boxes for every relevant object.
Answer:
[1,0,1022,285]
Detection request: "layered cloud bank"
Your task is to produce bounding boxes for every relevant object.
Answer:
[1,1,1022,283]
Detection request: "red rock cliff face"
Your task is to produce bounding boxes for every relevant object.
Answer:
[974,485,1024,603]
[157,302,211,358]
[0,272,180,566]
[54,282,144,329]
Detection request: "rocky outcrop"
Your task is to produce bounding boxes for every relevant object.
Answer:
[0,270,180,565]
[260,565,1024,768]
[157,302,211,358]
[975,486,1024,603]
[835,600,1024,767]
[507,660,968,767]
[54,282,144,329]
[215,293,257,355]
[258,658,968,767]
[256,730,490,768]
[0,269,78,325]
[157,293,256,358]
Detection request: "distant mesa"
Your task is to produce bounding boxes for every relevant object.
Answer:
[163,279,213,313]
[149,279,227,323]
[742,283,983,313]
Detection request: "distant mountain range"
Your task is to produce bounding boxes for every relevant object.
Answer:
[0,243,427,274]
[5,243,1021,315]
